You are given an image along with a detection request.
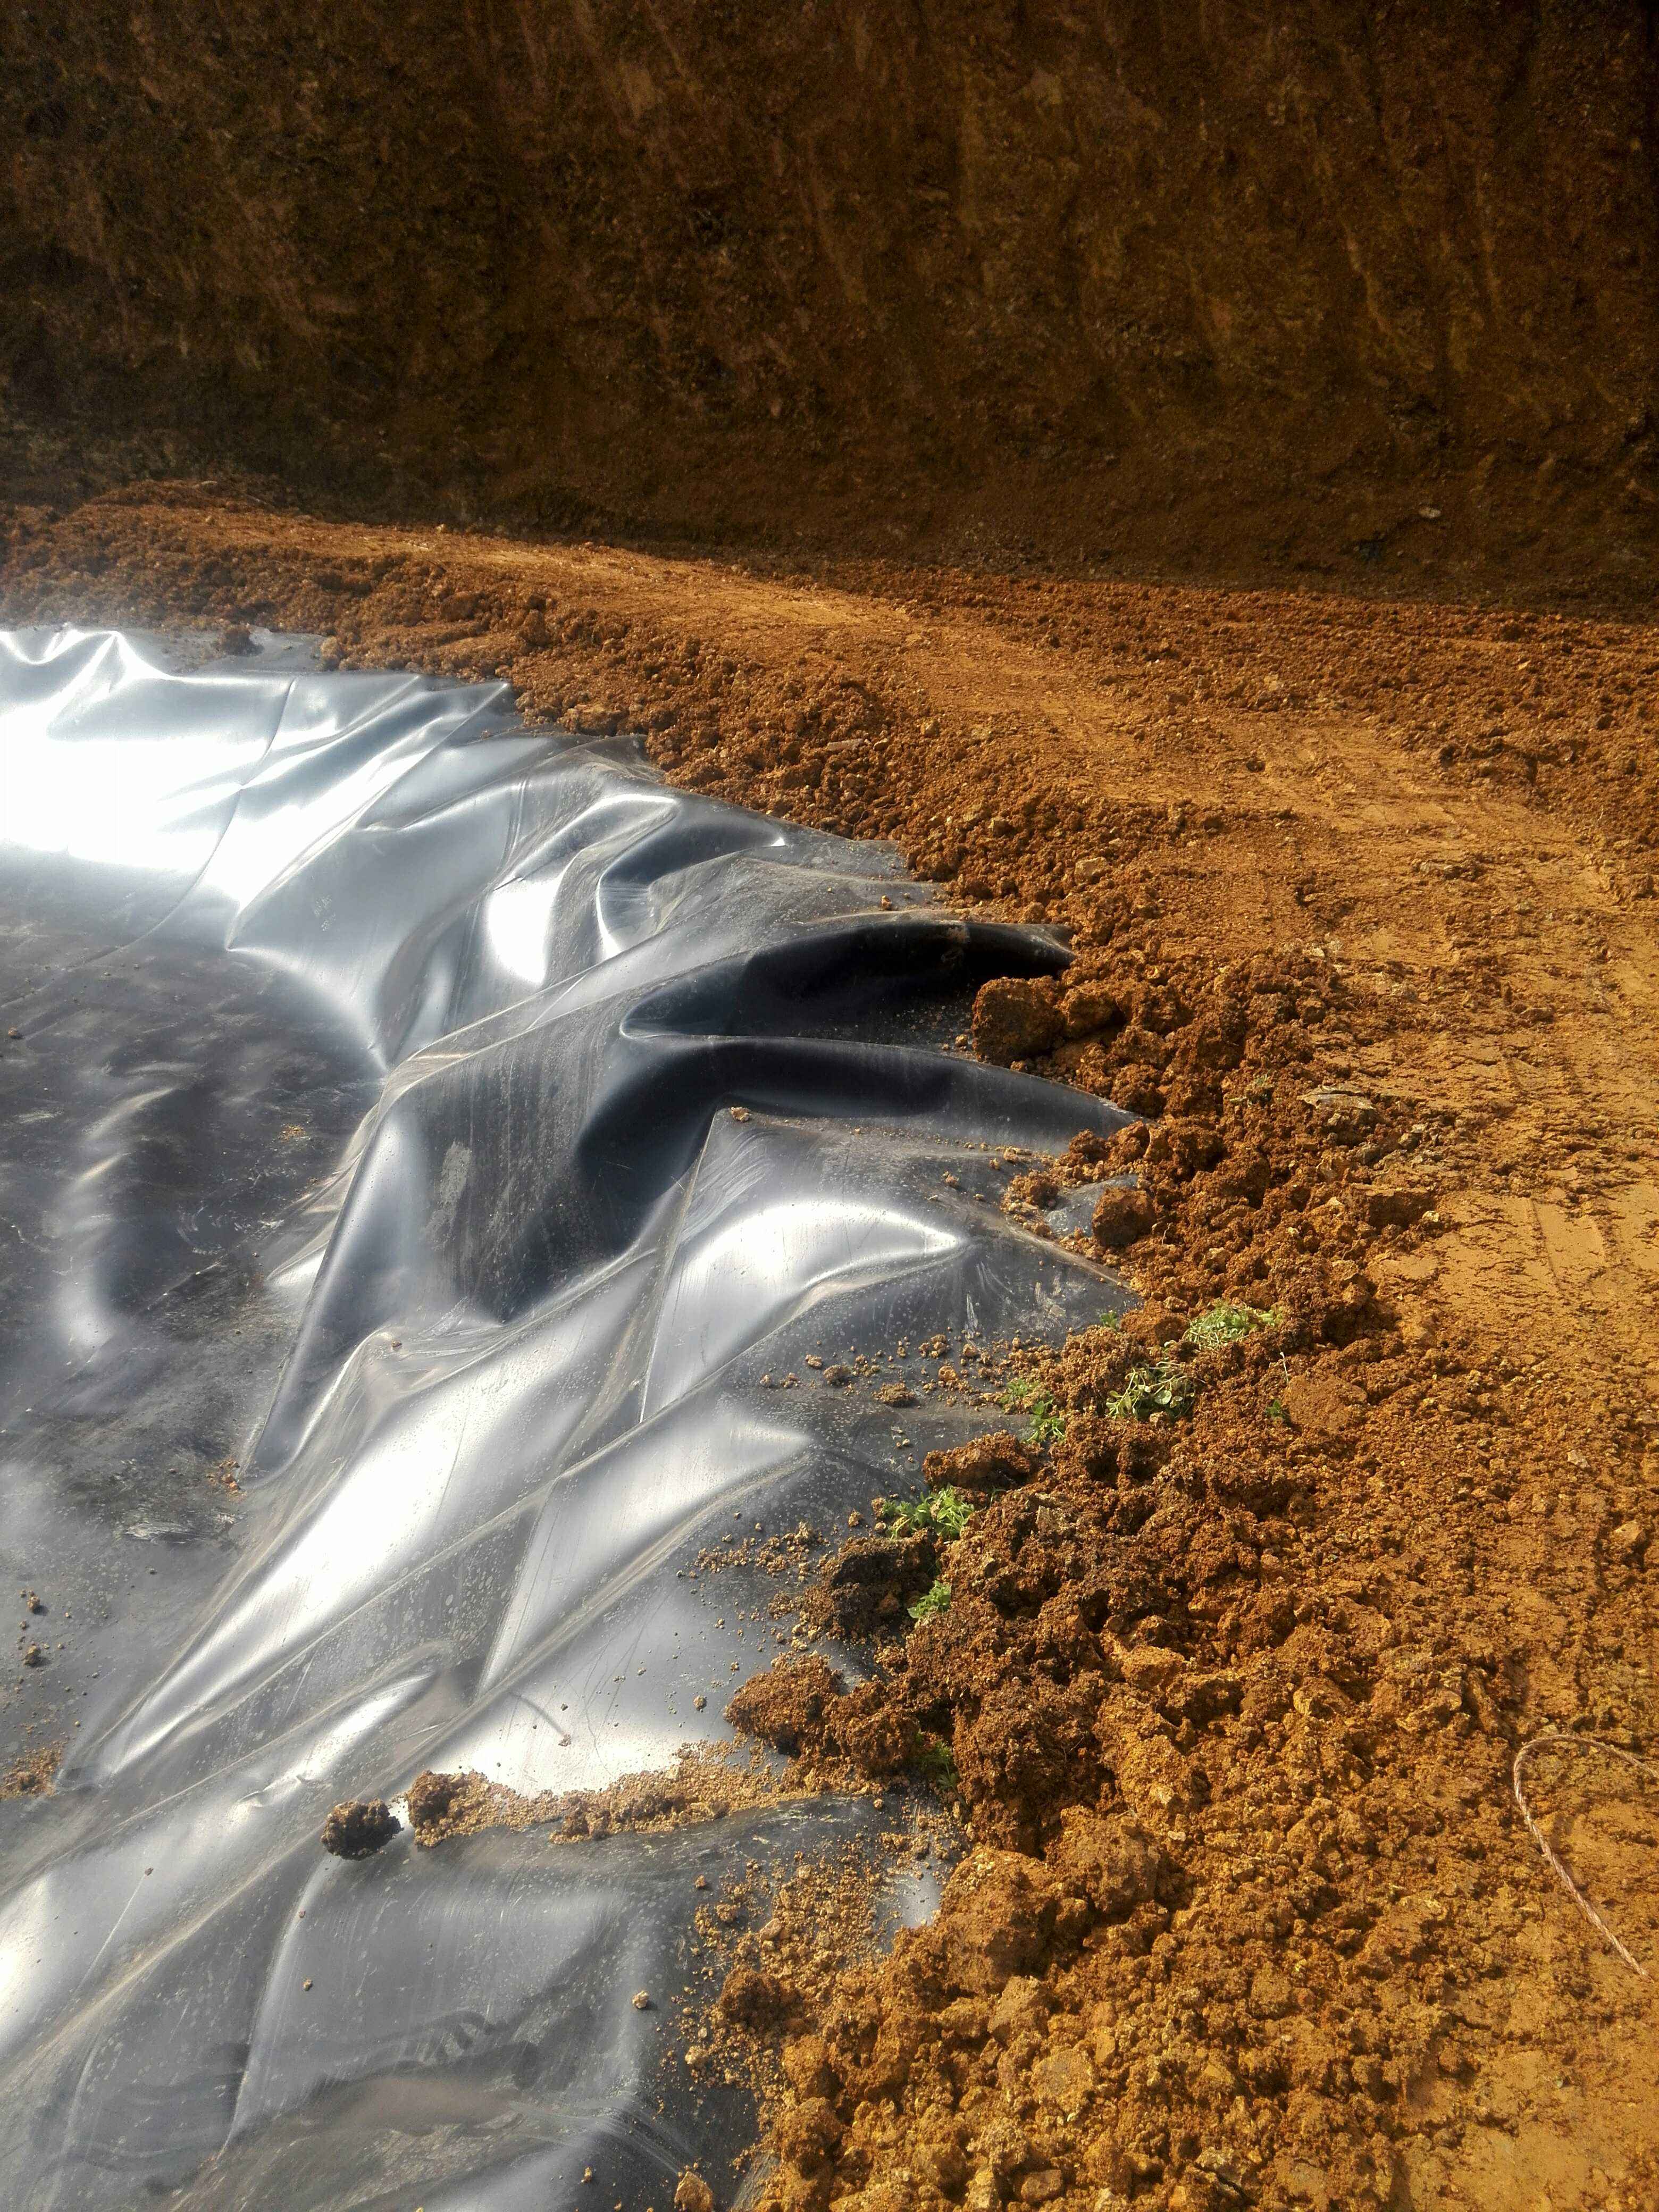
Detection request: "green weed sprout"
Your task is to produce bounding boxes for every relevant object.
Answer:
[879,1487,973,1540]
[1184,1300,1280,1352]
[915,1738,959,1789]
[908,1578,952,1623]
[1001,1375,1067,1446]
[1105,1358,1199,1421]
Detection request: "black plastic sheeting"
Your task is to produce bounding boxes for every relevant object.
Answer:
[0,628,1135,2210]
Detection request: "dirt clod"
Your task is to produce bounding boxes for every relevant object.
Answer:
[972,978,1062,1067]
[319,1798,400,1859]
[1091,1183,1154,1249]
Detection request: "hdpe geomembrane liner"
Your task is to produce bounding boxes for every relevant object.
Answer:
[0,629,1132,2209]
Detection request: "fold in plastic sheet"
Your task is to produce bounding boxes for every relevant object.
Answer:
[0,629,1134,2210]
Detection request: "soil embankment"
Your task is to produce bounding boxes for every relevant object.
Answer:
[3,4,1658,593]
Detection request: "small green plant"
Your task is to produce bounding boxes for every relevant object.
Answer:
[1105,1357,1198,1422]
[915,1737,959,1789]
[1184,1300,1280,1352]
[908,1578,952,1623]
[880,1487,973,1540]
[1028,1396,1067,1447]
[1001,1375,1068,1446]
[1267,1396,1291,1426]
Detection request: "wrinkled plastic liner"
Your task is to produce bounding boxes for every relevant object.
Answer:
[0,630,1132,2210]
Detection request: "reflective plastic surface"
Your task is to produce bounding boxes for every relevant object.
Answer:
[0,630,1133,2209]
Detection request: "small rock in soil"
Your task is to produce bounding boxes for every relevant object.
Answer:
[1608,1519,1649,1564]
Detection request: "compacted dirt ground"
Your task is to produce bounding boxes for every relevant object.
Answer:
[3,490,1656,2211]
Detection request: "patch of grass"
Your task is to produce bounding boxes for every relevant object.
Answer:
[1184,1300,1280,1352]
[1001,1375,1068,1446]
[915,1738,959,1789]
[1104,1357,1199,1422]
[908,1578,952,1623]
[879,1487,973,1541]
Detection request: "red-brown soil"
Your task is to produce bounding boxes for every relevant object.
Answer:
[2,488,1657,2209]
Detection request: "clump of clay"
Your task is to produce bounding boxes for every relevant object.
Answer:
[320,1797,400,1858]
[971,976,1062,1065]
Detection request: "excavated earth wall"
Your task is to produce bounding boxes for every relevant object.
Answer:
[3,3,1657,583]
